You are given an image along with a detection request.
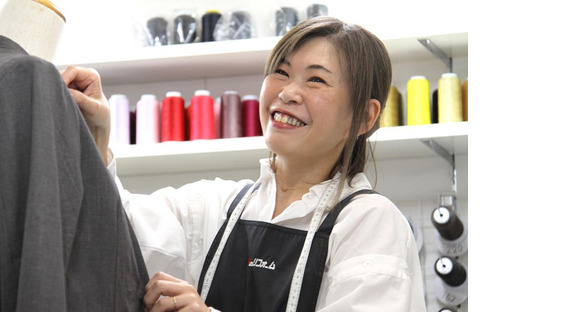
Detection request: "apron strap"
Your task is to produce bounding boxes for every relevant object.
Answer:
[227,183,260,218]
[317,189,379,234]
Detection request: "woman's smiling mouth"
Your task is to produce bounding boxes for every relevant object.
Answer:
[272,111,306,127]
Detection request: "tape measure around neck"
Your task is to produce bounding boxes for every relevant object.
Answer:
[200,178,339,310]
[200,182,260,301]
[285,178,339,312]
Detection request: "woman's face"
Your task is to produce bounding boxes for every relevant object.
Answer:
[259,37,352,165]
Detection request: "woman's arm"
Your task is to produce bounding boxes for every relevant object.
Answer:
[60,66,110,164]
[318,194,427,311]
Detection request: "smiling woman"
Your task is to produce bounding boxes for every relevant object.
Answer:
[262,18,391,201]
[60,16,426,312]
[261,36,357,204]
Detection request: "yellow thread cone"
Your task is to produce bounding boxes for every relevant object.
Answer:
[438,73,463,123]
[407,76,431,125]
[380,86,400,127]
[462,78,468,121]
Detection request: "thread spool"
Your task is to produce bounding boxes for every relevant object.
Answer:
[146,17,169,46]
[307,4,329,19]
[202,10,221,42]
[434,256,468,305]
[136,94,160,144]
[432,89,438,123]
[173,14,197,44]
[380,86,400,127]
[221,91,243,138]
[229,10,252,40]
[397,91,403,125]
[406,76,431,125]
[275,7,298,36]
[438,73,463,123]
[214,97,222,138]
[130,110,136,144]
[431,205,468,257]
[189,90,215,140]
[462,77,468,121]
[161,91,185,142]
[242,95,261,137]
[109,94,130,146]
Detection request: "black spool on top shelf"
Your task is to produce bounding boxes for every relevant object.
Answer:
[275,7,298,36]
[202,10,221,42]
[307,4,328,18]
[229,10,251,40]
[173,14,197,44]
[147,17,169,46]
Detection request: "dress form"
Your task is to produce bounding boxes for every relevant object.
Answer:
[0,0,65,61]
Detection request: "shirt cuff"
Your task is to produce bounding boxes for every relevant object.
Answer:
[106,148,117,177]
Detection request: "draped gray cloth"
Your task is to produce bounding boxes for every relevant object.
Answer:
[0,35,149,311]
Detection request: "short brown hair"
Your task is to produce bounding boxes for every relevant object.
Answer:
[265,16,392,188]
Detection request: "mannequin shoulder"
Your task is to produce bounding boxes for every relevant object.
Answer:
[0,51,60,81]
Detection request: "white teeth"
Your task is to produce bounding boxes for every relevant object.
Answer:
[273,112,305,127]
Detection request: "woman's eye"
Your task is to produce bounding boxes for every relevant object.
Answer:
[309,77,326,83]
[275,69,288,77]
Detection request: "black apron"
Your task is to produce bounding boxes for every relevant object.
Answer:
[198,183,377,311]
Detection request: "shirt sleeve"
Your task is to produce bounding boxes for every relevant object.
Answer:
[107,156,251,287]
[317,194,427,311]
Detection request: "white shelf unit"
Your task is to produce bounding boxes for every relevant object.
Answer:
[56,30,469,179]
[55,32,467,85]
[114,122,468,177]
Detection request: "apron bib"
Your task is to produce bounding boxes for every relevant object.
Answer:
[198,183,376,311]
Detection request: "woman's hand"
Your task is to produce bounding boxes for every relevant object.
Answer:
[60,66,111,164]
[144,272,210,312]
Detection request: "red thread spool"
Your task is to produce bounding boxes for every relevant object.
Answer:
[189,90,215,140]
[161,91,185,142]
[242,95,261,137]
[221,91,242,138]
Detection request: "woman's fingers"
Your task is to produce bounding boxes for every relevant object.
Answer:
[144,272,188,309]
[144,279,175,310]
[60,66,102,95]
[145,272,208,312]
[59,66,110,129]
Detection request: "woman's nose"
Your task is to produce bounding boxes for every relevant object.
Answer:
[278,83,302,104]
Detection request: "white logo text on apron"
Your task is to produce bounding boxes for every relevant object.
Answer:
[248,258,276,271]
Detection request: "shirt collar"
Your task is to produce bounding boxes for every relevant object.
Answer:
[257,158,372,201]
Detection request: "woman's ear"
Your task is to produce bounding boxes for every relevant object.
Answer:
[358,98,381,136]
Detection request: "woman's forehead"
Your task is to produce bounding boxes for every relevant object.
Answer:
[285,37,343,72]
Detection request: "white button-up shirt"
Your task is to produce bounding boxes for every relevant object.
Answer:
[109,158,426,311]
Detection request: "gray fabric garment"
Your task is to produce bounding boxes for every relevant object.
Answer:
[0,35,149,311]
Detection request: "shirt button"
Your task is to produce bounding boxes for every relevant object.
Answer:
[363,260,373,268]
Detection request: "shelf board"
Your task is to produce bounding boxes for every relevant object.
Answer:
[54,32,467,85]
[115,122,468,177]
